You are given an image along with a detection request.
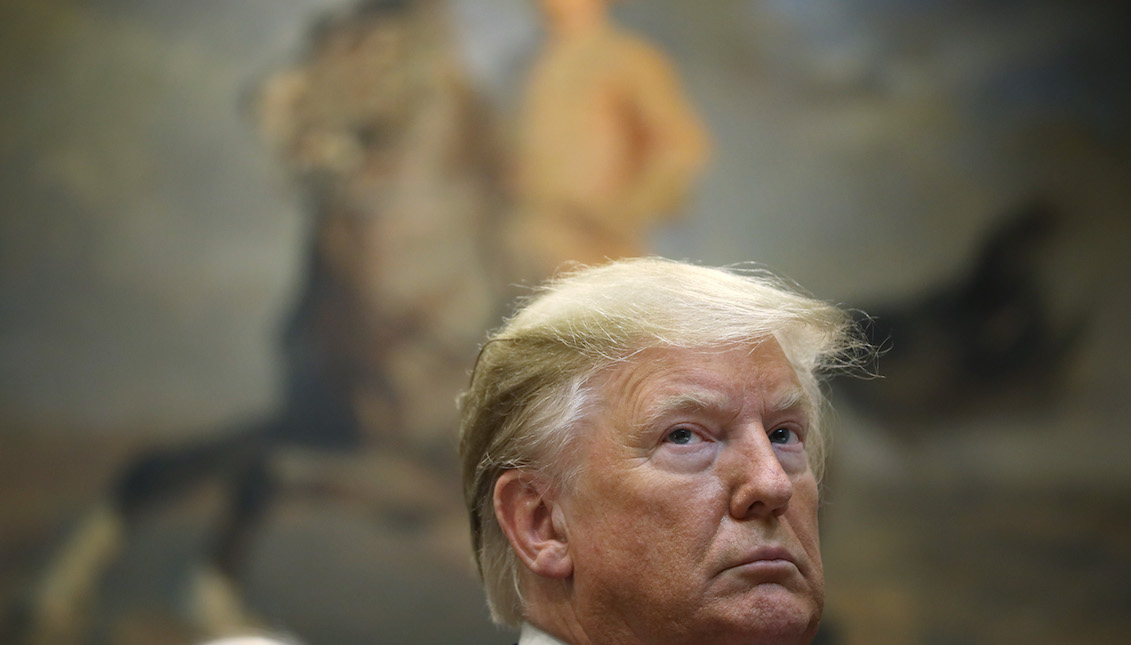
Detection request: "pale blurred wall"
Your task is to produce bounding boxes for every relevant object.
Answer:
[0,0,338,432]
[1,0,1128,446]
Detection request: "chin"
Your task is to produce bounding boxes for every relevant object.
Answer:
[709,587,823,645]
[715,619,820,645]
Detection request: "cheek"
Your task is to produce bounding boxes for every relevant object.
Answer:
[571,495,720,607]
[571,474,722,558]
[568,499,675,590]
[789,477,823,560]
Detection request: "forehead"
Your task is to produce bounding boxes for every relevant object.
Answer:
[595,342,806,423]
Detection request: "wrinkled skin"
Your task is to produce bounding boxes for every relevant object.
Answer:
[546,342,823,645]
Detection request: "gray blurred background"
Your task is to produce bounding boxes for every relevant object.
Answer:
[2,0,1129,644]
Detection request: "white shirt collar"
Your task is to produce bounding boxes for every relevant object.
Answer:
[519,623,569,645]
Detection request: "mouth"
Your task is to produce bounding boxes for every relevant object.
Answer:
[724,546,800,576]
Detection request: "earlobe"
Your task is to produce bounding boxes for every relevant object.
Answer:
[493,470,573,579]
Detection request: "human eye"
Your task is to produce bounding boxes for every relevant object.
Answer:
[768,426,801,445]
[664,426,704,445]
[654,424,716,471]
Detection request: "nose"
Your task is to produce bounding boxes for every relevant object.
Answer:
[726,432,794,520]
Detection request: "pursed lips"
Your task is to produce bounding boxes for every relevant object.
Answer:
[722,545,800,575]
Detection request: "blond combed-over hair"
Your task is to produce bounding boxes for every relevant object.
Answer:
[458,257,865,628]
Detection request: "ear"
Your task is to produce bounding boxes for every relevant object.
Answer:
[493,470,573,579]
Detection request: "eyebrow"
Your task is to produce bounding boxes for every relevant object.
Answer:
[768,385,809,413]
[638,390,731,430]
[637,384,811,431]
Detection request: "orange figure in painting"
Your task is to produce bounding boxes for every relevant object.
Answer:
[509,0,710,278]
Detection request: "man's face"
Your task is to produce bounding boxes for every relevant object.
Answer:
[560,342,823,645]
